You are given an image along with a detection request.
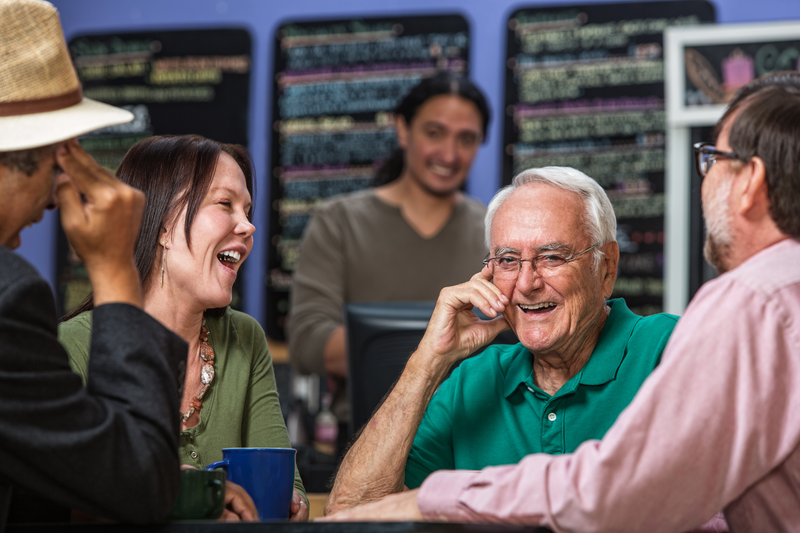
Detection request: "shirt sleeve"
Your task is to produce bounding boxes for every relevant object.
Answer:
[239,317,307,504]
[405,375,457,489]
[287,203,346,376]
[0,264,186,523]
[418,274,800,532]
[57,313,93,385]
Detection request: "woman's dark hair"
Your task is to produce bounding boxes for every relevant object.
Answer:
[62,134,255,321]
[373,71,491,186]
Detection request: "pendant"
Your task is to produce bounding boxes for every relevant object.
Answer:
[201,363,215,385]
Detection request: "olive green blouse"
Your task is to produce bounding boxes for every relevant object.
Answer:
[59,308,306,503]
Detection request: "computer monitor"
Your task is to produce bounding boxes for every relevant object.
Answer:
[344,301,518,436]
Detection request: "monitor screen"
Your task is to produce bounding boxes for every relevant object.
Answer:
[345,301,518,435]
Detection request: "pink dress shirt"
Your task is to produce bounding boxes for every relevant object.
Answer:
[419,238,800,532]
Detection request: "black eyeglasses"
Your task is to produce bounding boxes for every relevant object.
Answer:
[693,142,739,178]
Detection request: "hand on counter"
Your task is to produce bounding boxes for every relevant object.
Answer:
[319,489,423,522]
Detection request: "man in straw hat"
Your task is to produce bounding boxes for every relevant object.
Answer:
[0,0,187,526]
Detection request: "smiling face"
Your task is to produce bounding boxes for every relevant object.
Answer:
[396,94,483,197]
[489,183,617,357]
[160,152,255,311]
[0,149,60,249]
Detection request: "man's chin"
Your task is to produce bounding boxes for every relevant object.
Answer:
[3,233,21,250]
[421,181,462,199]
[704,236,731,274]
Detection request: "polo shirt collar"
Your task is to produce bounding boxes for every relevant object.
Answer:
[502,298,639,397]
[579,299,638,385]
[503,343,535,399]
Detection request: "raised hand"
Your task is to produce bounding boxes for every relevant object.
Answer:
[55,139,145,308]
[418,266,511,365]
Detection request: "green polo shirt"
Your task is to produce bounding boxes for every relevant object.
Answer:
[404,298,678,489]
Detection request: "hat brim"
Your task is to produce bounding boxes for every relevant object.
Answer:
[0,97,134,151]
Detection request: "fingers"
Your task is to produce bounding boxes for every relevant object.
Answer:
[53,140,147,308]
[288,490,309,522]
[417,270,513,363]
[55,173,85,233]
[317,490,423,522]
[55,139,117,197]
[443,270,508,319]
[224,481,258,522]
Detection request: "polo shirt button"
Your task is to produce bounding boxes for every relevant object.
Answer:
[191,451,198,459]
[548,412,557,421]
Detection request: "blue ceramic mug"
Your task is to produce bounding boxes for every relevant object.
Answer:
[206,447,296,521]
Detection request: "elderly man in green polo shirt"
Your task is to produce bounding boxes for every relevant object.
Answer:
[325,166,678,514]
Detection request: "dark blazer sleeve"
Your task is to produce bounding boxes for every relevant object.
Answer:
[0,248,186,524]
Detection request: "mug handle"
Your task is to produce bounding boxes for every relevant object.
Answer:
[205,459,230,471]
[208,478,224,502]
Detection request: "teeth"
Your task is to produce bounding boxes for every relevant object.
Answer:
[218,250,241,263]
[430,164,454,176]
[520,302,556,310]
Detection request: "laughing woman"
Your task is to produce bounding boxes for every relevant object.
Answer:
[59,135,307,521]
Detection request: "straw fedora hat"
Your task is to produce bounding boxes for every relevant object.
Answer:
[0,0,133,151]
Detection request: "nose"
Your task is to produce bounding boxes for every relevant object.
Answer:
[438,136,458,164]
[514,261,544,294]
[235,216,256,239]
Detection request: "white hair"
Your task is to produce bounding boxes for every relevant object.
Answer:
[485,167,617,264]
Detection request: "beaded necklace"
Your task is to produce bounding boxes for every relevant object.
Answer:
[180,318,215,422]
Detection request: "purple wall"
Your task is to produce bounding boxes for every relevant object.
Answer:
[18,0,799,326]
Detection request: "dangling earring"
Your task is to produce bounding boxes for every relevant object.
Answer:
[161,243,167,287]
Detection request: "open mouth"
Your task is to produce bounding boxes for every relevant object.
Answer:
[519,302,557,315]
[217,250,241,269]
[430,163,453,176]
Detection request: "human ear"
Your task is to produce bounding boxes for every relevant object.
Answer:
[600,241,619,299]
[395,115,409,150]
[736,156,770,221]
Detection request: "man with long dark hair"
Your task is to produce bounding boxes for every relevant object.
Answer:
[288,72,491,443]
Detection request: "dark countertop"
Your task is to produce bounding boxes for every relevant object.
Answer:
[7,521,553,533]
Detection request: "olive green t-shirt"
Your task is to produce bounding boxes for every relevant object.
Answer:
[59,308,306,502]
[404,298,679,489]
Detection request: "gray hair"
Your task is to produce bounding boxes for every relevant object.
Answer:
[485,166,617,264]
[0,143,59,175]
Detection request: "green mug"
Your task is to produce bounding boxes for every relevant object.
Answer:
[167,468,226,520]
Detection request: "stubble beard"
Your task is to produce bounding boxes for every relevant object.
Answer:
[702,178,735,274]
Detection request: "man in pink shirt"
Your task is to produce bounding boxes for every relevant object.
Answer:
[323,72,800,532]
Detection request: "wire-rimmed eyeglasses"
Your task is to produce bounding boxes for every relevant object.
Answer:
[693,142,739,178]
[483,244,598,280]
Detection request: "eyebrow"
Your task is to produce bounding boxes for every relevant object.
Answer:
[211,186,250,200]
[493,242,571,256]
[420,120,481,136]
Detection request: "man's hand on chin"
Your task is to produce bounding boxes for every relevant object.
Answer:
[318,489,424,522]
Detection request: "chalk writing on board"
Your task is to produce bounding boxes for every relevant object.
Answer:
[684,40,800,106]
[266,16,470,339]
[505,2,714,316]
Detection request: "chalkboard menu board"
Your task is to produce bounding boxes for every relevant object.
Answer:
[266,15,470,340]
[503,1,714,316]
[684,40,800,107]
[57,29,252,316]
